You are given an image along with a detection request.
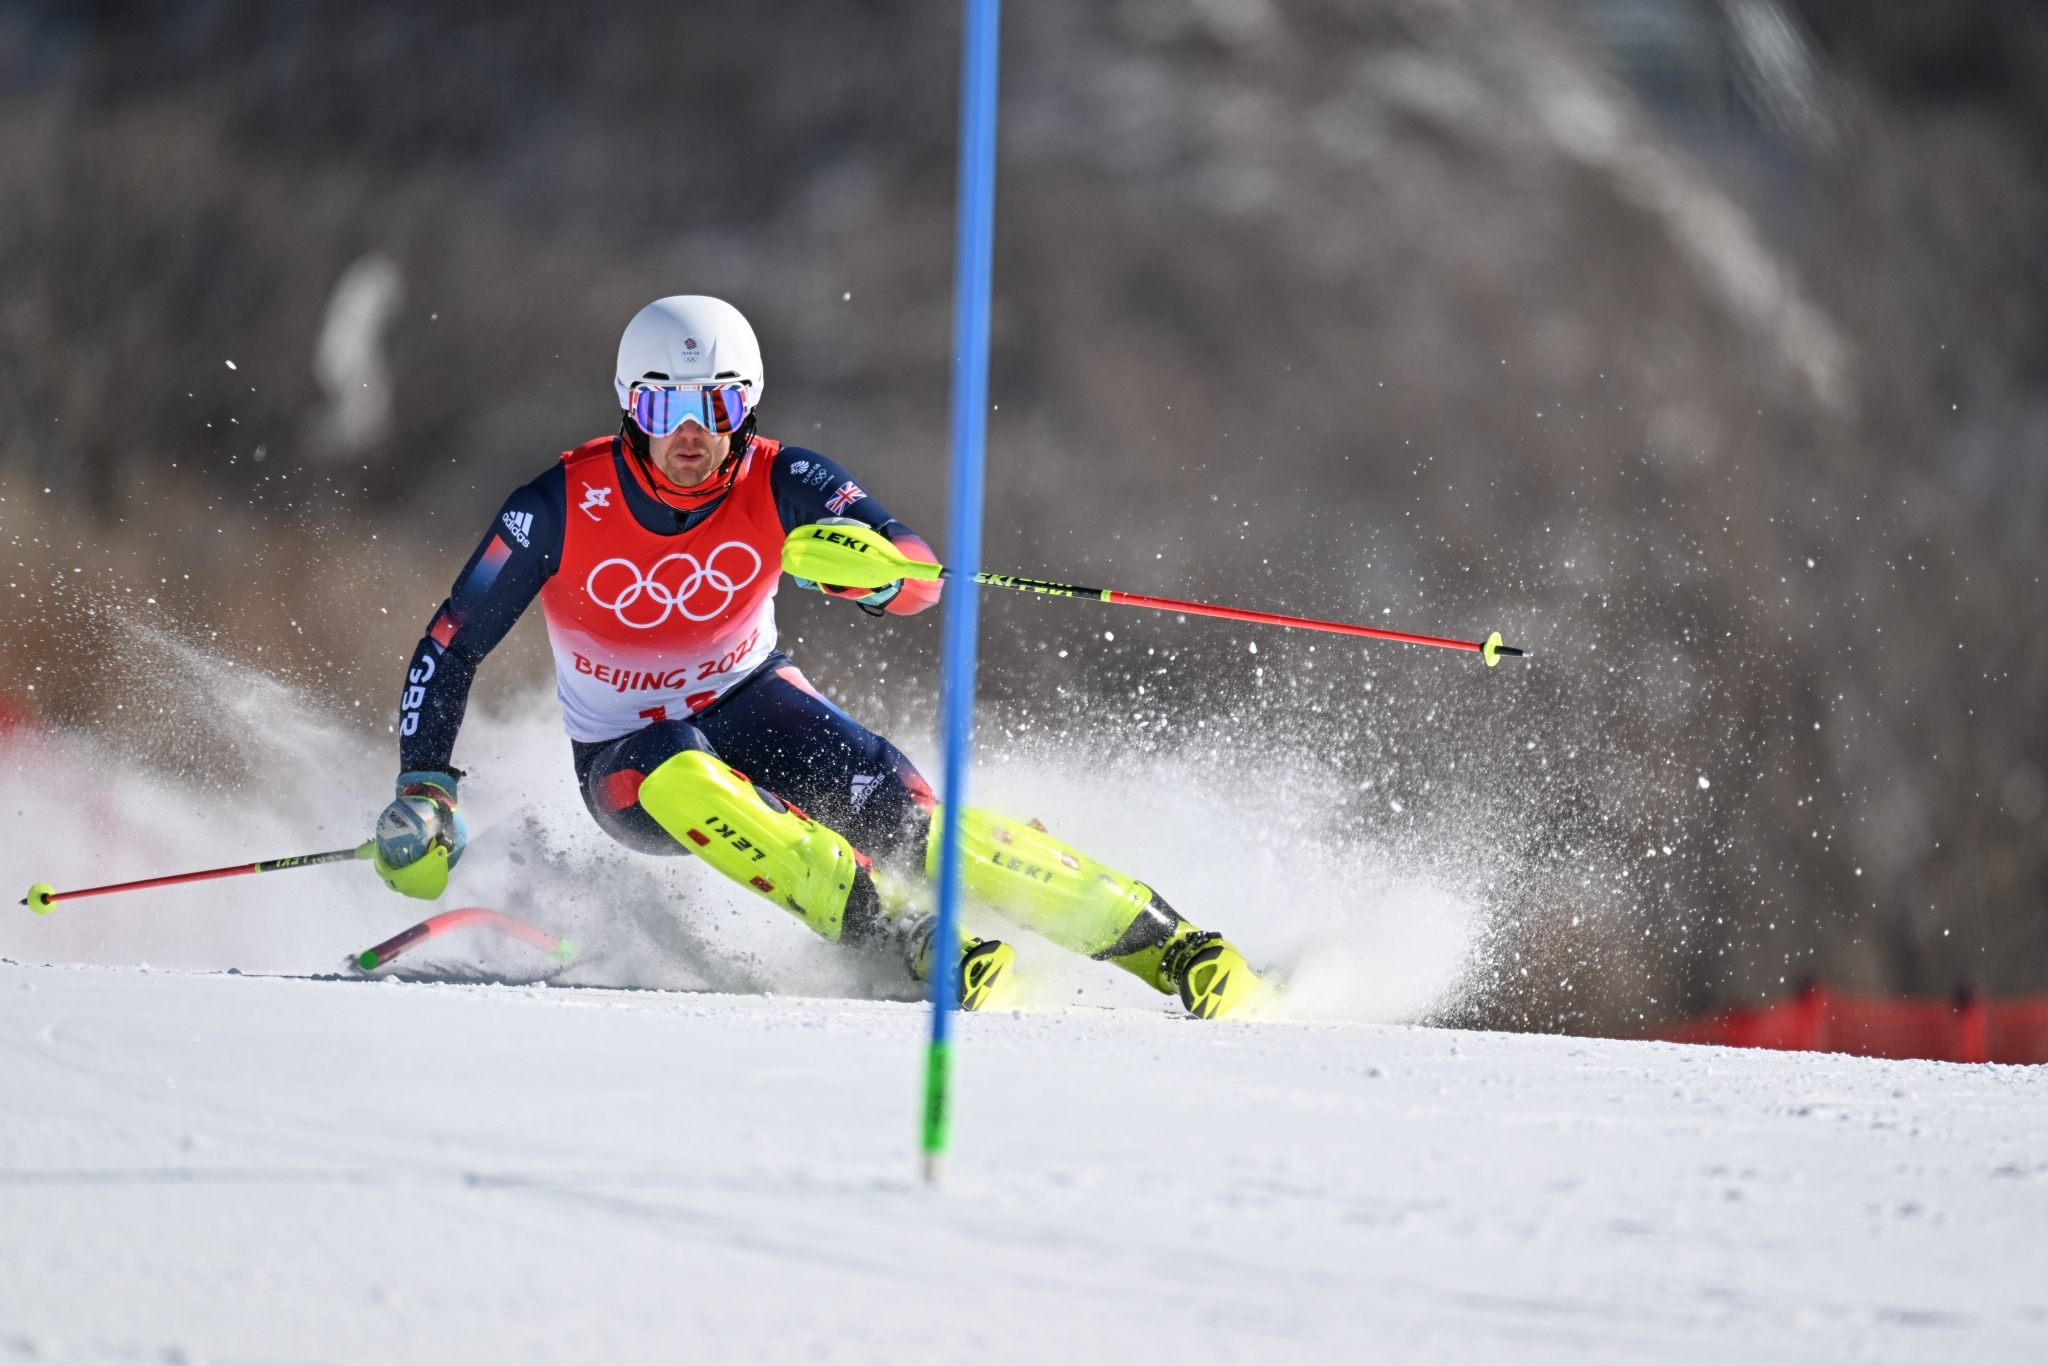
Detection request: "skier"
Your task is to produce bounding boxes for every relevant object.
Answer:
[371,296,1263,1018]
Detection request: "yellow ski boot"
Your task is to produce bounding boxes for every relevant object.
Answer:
[960,939,1017,1010]
[896,905,1017,1011]
[1157,929,1266,1020]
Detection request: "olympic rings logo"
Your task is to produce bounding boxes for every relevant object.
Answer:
[585,542,763,628]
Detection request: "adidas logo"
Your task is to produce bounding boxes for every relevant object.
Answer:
[501,509,533,547]
[849,773,881,812]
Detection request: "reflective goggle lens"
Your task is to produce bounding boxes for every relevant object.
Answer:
[629,383,750,437]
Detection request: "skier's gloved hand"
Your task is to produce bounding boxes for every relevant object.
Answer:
[791,518,901,616]
[373,769,468,900]
[792,575,902,616]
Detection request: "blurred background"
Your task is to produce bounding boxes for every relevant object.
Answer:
[2,0,2044,1030]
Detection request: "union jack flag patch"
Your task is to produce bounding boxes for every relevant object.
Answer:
[825,480,865,515]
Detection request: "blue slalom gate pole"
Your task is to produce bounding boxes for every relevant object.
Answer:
[923,0,1002,1185]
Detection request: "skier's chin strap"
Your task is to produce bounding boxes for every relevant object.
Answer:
[619,417,747,513]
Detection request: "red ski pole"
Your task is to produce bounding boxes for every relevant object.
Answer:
[23,842,374,914]
[984,576,1527,662]
[783,523,1530,663]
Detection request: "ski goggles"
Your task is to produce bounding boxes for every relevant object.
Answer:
[626,382,751,438]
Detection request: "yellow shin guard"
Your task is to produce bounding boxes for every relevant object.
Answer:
[638,750,868,940]
[926,807,1264,1017]
[925,807,1158,959]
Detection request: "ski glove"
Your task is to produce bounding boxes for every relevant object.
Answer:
[792,575,901,616]
[374,770,468,900]
[791,516,902,616]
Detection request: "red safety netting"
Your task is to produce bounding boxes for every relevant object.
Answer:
[1639,983,2048,1064]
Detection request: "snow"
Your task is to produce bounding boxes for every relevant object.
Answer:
[3,659,2041,1360]
[4,962,2043,1364]
[0,690,1491,1020]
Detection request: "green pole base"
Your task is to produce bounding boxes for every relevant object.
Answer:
[920,1040,953,1182]
[25,883,57,915]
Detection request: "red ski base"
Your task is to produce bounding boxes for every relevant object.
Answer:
[355,908,574,972]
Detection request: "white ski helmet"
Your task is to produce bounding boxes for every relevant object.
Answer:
[613,295,764,411]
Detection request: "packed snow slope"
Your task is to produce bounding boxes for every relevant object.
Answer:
[1,964,2042,1365]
